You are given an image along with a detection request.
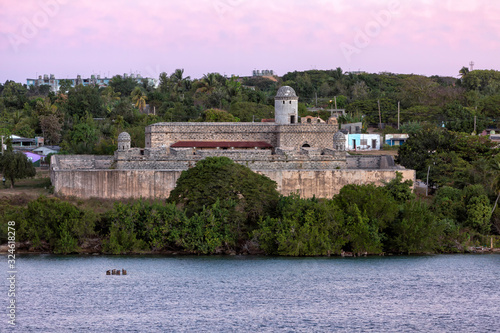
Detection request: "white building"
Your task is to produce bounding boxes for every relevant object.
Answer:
[32,146,60,156]
[346,134,381,150]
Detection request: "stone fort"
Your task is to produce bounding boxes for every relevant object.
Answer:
[50,86,415,199]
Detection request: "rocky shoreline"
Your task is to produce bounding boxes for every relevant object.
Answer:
[2,240,499,256]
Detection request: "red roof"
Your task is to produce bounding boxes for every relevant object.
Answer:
[170,141,273,149]
[261,118,275,122]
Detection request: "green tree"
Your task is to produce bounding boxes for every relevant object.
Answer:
[465,195,491,234]
[489,155,500,214]
[432,186,463,221]
[459,66,469,78]
[168,157,280,238]
[109,75,139,97]
[131,87,148,112]
[383,171,415,203]
[386,200,443,254]
[343,204,383,254]
[200,108,238,122]
[40,113,63,144]
[253,195,345,256]
[58,79,73,93]
[479,95,500,119]
[443,102,485,134]
[9,196,96,253]
[0,150,36,188]
[333,183,399,231]
[229,101,274,122]
[62,112,99,154]
[170,68,191,99]
[66,85,104,118]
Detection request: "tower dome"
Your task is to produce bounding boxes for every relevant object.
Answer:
[274,86,299,124]
[276,86,297,98]
[333,131,346,151]
[117,132,131,150]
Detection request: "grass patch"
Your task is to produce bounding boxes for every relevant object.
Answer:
[3,177,51,189]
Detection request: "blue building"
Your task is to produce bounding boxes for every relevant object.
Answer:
[27,73,156,92]
[385,134,409,146]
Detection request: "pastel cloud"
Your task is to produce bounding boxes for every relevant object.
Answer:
[0,0,499,83]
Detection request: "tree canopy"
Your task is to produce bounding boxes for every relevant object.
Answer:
[0,150,36,188]
[167,156,280,237]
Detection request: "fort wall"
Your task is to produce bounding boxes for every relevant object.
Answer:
[51,167,415,199]
[51,155,415,200]
[146,123,279,149]
[145,122,338,151]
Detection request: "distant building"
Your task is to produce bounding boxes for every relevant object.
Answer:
[27,73,157,92]
[252,69,275,77]
[301,116,326,124]
[341,122,363,134]
[32,146,60,156]
[347,71,367,75]
[23,152,43,167]
[346,134,381,150]
[385,134,409,146]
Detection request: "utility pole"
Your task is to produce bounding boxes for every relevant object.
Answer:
[397,101,400,130]
[426,165,431,196]
[378,99,382,129]
[334,96,337,109]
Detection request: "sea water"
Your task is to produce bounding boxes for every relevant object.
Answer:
[2,254,500,332]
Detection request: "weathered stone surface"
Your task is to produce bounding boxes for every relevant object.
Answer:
[51,166,414,199]
[145,122,338,151]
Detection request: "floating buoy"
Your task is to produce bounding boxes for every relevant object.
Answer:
[107,269,127,275]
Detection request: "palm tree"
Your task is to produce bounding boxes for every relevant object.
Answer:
[332,67,344,81]
[459,66,469,78]
[225,77,241,99]
[101,86,121,107]
[131,87,148,112]
[170,68,191,99]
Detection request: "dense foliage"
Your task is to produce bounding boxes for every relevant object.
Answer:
[1,160,496,255]
[0,150,36,188]
[168,157,279,221]
[2,67,500,154]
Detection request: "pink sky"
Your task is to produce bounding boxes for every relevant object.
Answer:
[1,0,499,83]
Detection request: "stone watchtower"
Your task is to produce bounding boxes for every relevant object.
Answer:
[117,132,131,150]
[333,131,346,151]
[275,86,299,124]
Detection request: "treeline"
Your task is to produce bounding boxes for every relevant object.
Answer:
[1,157,497,255]
[283,68,500,132]
[1,68,500,155]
